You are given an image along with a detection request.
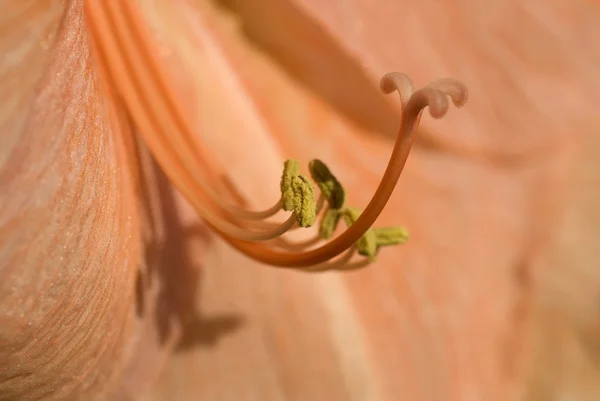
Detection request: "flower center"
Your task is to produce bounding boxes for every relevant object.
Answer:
[84,0,468,270]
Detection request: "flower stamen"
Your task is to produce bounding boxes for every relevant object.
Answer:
[84,0,468,271]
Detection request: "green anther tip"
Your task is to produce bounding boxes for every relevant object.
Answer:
[340,208,377,258]
[308,159,345,209]
[373,226,410,246]
[356,229,378,259]
[290,175,317,228]
[341,207,360,226]
[341,208,409,260]
[281,160,301,212]
[319,208,342,239]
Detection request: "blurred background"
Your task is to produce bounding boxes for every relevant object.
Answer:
[2,1,600,400]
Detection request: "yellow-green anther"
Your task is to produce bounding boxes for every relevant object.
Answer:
[280,159,317,227]
[341,207,360,226]
[319,208,342,239]
[341,208,378,259]
[308,159,345,209]
[281,160,300,211]
[373,227,410,246]
[356,230,378,259]
[290,175,317,227]
[341,209,408,260]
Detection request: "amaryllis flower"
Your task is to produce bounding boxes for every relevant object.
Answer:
[2,1,600,401]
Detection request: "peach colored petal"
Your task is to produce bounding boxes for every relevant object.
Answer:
[0,1,191,399]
